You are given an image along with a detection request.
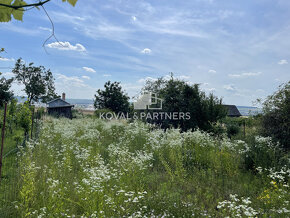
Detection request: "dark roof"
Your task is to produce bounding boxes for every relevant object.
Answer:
[223,105,242,117]
[47,98,74,109]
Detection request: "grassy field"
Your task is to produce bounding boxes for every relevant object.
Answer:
[0,117,289,217]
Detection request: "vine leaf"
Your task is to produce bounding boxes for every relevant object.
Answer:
[62,0,77,7]
[0,0,13,22]
[0,0,78,22]
[12,0,26,21]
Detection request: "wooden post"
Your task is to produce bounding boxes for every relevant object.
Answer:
[0,103,8,182]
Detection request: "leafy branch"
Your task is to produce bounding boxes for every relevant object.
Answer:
[0,0,51,10]
[0,0,78,22]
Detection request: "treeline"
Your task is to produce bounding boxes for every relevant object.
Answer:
[1,57,289,150]
[94,78,290,150]
[94,78,227,132]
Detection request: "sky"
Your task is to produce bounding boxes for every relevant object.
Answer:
[0,0,290,106]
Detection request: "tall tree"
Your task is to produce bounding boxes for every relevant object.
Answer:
[12,58,58,104]
[94,81,130,113]
[143,75,227,131]
[0,72,13,107]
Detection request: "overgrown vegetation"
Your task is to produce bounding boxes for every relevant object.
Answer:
[143,76,227,131]
[0,76,289,217]
[0,117,288,217]
[260,81,290,150]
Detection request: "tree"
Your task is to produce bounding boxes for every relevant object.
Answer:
[94,81,130,113]
[0,72,13,107]
[12,58,59,104]
[0,0,78,22]
[16,101,32,137]
[261,81,290,150]
[143,76,227,131]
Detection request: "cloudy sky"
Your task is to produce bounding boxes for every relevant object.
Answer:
[0,0,289,106]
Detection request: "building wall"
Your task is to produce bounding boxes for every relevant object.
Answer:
[48,107,72,119]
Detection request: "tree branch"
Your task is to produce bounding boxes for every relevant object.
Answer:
[0,0,51,10]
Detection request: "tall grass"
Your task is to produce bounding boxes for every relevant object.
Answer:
[2,117,289,217]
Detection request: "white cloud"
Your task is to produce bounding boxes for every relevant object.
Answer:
[141,48,152,54]
[137,76,157,84]
[137,75,190,84]
[103,74,111,77]
[0,57,15,62]
[56,73,87,88]
[223,84,236,91]
[132,16,137,21]
[82,67,96,73]
[122,83,143,97]
[256,89,264,93]
[46,41,86,52]
[39,26,51,32]
[228,72,262,78]
[208,69,216,74]
[0,72,14,77]
[55,73,95,99]
[82,76,90,80]
[178,75,190,80]
[278,59,288,65]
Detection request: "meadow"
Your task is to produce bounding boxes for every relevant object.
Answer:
[1,117,289,217]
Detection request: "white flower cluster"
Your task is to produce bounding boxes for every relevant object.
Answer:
[217,194,258,217]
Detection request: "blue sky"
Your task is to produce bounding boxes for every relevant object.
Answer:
[0,0,289,106]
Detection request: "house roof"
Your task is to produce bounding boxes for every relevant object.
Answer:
[47,98,74,108]
[223,105,242,117]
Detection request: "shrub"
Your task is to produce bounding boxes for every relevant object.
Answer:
[227,124,240,138]
[261,81,290,150]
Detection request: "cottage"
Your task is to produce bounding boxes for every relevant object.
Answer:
[47,93,74,119]
[223,105,242,117]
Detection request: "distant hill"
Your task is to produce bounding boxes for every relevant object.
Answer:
[237,106,262,116]
[15,96,94,104]
[14,96,262,115]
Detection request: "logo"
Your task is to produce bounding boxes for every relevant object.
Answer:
[133,92,163,110]
[97,92,191,120]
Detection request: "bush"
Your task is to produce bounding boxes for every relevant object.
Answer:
[143,76,227,132]
[261,81,290,150]
[227,124,240,138]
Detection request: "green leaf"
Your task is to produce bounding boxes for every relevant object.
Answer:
[0,0,13,22]
[62,0,78,7]
[12,0,26,21]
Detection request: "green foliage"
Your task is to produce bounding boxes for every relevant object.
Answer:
[0,0,78,22]
[12,58,59,104]
[226,124,240,138]
[62,0,77,6]
[143,76,227,132]
[0,72,13,107]
[3,118,288,217]
[94,81,130,113]
[16,101,32,135]
[261,81,290,150]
